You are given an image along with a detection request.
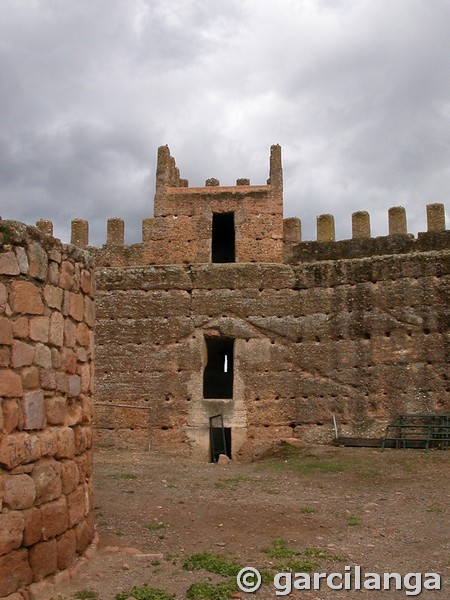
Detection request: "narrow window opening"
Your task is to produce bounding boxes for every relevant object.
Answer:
[203,337,234,399]
[212,212,235,263]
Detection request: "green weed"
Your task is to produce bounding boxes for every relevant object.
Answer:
[301,506,316,514]
[116,586,175,600]
[214,476,252,490]
[74,592,99,600]
[145,522,168,531]
[186,580,237,600]
[304,547,345,562]
[263,538,298,559]
[112,472,137,480]
[183,551,242,577]
[347,515,361,527]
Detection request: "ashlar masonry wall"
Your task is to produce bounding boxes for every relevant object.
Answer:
[0,221,95,598]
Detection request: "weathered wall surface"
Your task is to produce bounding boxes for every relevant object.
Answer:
[0,222,95,598]
[94,234,449,460]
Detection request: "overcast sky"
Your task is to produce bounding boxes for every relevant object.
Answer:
[1,0,449,246]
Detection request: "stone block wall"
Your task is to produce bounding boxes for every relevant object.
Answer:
[0,221,95,598]
[94,240,449,459]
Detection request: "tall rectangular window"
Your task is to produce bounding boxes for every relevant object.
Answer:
[212,212,235,263]
[203,337,234,399]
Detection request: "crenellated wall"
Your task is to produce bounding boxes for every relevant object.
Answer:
[0,221,95,598]
[23,145,450,461]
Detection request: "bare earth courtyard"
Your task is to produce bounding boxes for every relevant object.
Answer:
[52,445,449,600]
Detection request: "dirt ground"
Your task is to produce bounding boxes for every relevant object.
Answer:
[55,445,449,600]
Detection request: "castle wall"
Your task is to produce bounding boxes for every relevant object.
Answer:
[0,222,95,597]
[94,236,449,460]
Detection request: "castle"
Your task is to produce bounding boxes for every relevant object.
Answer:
[70,145,450,460]
[1,144,448,596]
[3,144,450,463]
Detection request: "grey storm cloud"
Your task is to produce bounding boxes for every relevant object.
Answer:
[0,0,449,245]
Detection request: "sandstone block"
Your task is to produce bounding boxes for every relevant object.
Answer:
[64,318,77,347]
[51,347,62,369]
[68,485,85,527]
[55,372,68,393]
[37,428,58,457]
[33,343,52,369]
[69,292,84,322]
[60,459,79,494]
[0,511,24,556]
[0,432,40,469]
[45,396,66,425]
[80,269,92,294]
[22,507,42,546]
[29,316,49,343]
[0,251,20,275]
[41,496,68,539]
[31,459,62,505]
[27,579,56,600]
[0,549,33,597]
[15,245,29,274]
[11,340,34,368]
[49,311,64,346]
[3,473,36,509]
[79,363,91,393]
[84,296,95,327]
[61,347,76,374]
[40,369,56,390]
[0,346,10,367]
[28,538,57,581]
[43,284,63,310]
[59,261,74,290]
[21,366,39,389]
[75,514,94,553]
[66,401,82,427]
[0,282,7,313]
[0,316,13,344]
[67,374,81,397]
[56,528,77,570]
[19,390,46,430]
[55,426,75,458]
[10,281,44,315]
[76,322,90,347]
[28,242,48,281]
[12,316,28,338]
[48,260,60,285]
[0,369,23,396]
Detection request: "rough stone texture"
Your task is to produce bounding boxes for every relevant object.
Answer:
[88,145,449,461]
[0,222,95,596]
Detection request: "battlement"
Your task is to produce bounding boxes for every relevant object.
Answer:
[35,202,448,267]
[32,145,448,266]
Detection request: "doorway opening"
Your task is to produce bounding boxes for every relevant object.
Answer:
[209,414,232,462]
[212,212,235,263]
[203,337,234,399]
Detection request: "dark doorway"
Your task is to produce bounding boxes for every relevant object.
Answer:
[203,337,234,399]
[210,415,232,462]
[212,212,235,263]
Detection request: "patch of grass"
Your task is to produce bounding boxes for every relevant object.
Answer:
[115,530,125,537]
[145,522,168,531]
[214,476,252,490]
[186,580,237,600]
[301,506,316,514]
[116,586,175,600]
[304,547,345,562]
[276,559,319,572]
[347,515,361,527]
[183,551,242,577]
[74,591,99,600]
[426,505,445,513]
[263,538,298,560]
[112,472,137,480]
